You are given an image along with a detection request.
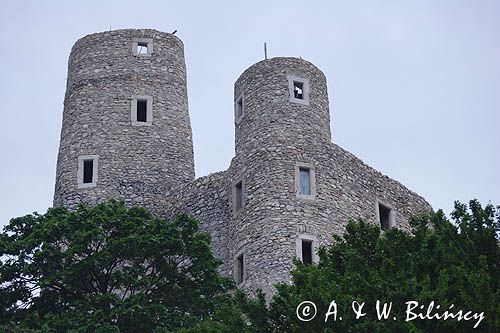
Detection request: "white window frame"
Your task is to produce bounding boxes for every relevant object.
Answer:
[234,249,246,286]
[234,93,245,124]
[288,75,310,105]
[131,95,153,126]
[296,234,319,264]
[375,199,396,230]
[77,155,98,189]
[295,162,316,200]
[132,38,153,56]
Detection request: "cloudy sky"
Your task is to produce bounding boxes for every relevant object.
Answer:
[0,0,498,228]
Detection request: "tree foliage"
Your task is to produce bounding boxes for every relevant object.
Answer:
[184,200,500,332]
[1,199,499,332]
[265,199,500,332]
[0,200,233,332]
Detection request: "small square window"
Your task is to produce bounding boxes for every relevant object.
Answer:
[301,239,313,264]
[132,38,153,56]
[293,81,304,99]
[296,235,318,264]
[235,94,244,123]
[77,155,98,189]
[137,42,148,54]
[235,253,244,285]
[131,95,153,126]
[288,75,310,105]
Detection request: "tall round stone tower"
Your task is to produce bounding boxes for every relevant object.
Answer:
[54,29,195,209]
[228,58,332,295]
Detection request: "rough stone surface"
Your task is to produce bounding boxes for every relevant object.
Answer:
[54,29,195,210]
[54,30,432,298]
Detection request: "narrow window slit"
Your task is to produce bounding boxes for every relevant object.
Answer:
[378,203,391,230]
[299,167,311,195]
[83,160,93,184]
[302,239,313,264]
[136,99,148,122]
[236,253,244,284]
[235,96,244,120]
[235,181,243,211]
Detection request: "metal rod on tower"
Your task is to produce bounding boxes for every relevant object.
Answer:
[264,42,268,60]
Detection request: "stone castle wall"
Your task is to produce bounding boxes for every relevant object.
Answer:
[54,30,432,297]
[222,58,431,295]
[154,172,232,277]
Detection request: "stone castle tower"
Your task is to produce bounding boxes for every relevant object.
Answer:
[55,29,432,296]
[54,29,194,208]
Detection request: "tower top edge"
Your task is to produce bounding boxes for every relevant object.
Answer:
[72,28,184,50]
[235,57,326,85]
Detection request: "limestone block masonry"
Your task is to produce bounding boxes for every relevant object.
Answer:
[54,29,432,297]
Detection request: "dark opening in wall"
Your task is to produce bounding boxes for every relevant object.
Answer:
[293,81,304,99]
[234,181,243,211]
[236,253,244,284]
[299,167,311,195]
[379,203,391,230]
[137,100,148,122]
[83,160,93,184]
[302,239,313,264]
[137,42,148,54]
[235,96,244,121]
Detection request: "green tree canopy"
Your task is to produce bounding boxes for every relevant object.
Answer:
[1,199,499,332]
[266,199,500,332]
[183,200,500,332]
[0,200,233,332]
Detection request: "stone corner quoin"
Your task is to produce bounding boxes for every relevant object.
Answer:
[53,28,432,297]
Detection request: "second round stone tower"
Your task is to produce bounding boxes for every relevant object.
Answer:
[54,29,195,209]
[228,58,332,295]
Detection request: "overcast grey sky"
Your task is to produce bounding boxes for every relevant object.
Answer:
[0,0,498,228]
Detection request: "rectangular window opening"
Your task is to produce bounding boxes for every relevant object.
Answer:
[83,160,94,184]
[236,97,243,120]
[379,204,391,231]
[236,254,244,284]
[137,42,148,54]
[302,239,313,264]
[235,181,243,211]
[136,99,148,122]
[299,167,311,195]
[293,81,304,99]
